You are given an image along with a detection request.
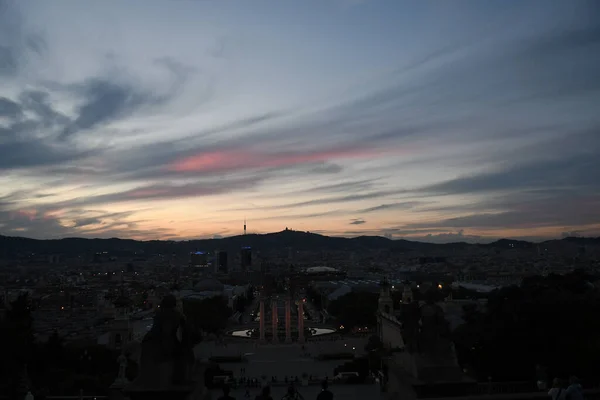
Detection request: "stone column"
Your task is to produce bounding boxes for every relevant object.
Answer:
[271,299,278,343]
[285,297,292,343]
[298,299,305,343]
[259,298,266,343]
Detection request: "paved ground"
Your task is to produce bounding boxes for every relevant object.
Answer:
[210,383,383,400]
[195,338,369,383]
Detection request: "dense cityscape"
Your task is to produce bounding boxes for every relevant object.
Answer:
[2,0,600,399]
[1,229,599,398]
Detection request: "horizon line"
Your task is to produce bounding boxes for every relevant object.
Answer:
[0,229,596,245]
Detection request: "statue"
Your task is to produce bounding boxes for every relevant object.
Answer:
[114,354,129,385]
[401,302,421,353]
[131,295,195,389]
[417,290,453,360]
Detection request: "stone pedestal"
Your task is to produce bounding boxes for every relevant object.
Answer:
[259,299,266,343]
[271,300,278,343]
[297,300,305,343]
[285,297,292,343]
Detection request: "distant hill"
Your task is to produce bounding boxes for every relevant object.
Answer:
[483,238,535,249]
[0,230,598,258]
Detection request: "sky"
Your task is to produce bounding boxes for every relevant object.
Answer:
[1,0,599,243]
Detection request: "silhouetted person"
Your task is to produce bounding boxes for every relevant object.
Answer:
[218,385,235,400]
[316,380,333,400]
[548,378,565,400]
[282,384,304,400]
[255,385,273,400]
[565,376,583,400]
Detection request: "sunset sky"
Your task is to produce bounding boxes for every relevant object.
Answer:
[1,0,599,243]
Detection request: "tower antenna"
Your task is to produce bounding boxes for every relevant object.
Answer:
[244,217,247,236]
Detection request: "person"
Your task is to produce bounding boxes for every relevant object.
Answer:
[282,383,304,400]
[316,380,333,400]
[548,378,565,400]
[218,385,236,400]
[255,385,273,400]
[565,376,584,400]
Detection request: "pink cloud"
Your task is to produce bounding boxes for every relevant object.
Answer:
[169,146,395,173]
[10,209,65,222]
[13,210,37,221]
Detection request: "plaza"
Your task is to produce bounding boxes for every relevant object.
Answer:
[194,338,383,399]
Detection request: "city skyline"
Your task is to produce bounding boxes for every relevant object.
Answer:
[1,0,599,243]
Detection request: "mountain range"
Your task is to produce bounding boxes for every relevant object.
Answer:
[1,230,598,258]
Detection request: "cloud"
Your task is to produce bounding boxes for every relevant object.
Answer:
[0,207,174,240]
[0,97,22,118]
[2,1,600,241]
[169,146,387,174]
[0,0,46,77]
[0,88,100,170]
[233,209,346,222]
[46,177,264,209]
[419,148,600,197]
[18,90,70,126]
[304,178,381,194]
[0,139,97,170]
[359,201,423,213]
[402,195,600,231]
[59,79,157,139]
[350,218,366,225]
[264,189,404,210]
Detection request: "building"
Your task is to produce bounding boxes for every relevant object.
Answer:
[216,250,228,274]
[240,246,252,271]
[190,251,208,266]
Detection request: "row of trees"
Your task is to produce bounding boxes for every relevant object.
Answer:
[233,285,255,314]
[183,296,232,342]
[0,290,242,396]
[322,271,600,384]
[327,292,379,331]
[0,294,119,397]
[454,270,600,383]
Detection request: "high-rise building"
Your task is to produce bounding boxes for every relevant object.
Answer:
[190,251,208,266]
[216,250,228,274]
[240,246,252,271]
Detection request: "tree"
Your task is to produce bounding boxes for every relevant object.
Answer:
[0,294,37,396]
[328,292,378,330]
[365,335,384,352]
[453,271,600,383]
[183,296,232,338]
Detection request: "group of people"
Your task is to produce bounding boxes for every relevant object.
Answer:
[548,377,584,400]
[217,381,334,400]
[231,374,323,387]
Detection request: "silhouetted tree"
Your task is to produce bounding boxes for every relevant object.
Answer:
[183,296,231,338]
[453,270,600,383]
[328,292,378,330]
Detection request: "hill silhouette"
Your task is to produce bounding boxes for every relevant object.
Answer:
[0,230,598,258]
